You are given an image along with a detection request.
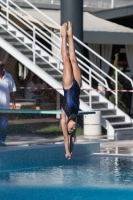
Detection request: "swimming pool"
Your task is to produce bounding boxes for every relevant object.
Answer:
[0,144,133,200]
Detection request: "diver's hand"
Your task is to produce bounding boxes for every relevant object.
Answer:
[65,152,71,160]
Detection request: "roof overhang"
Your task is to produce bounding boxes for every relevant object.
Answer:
[24,9,133,44]
[92,5,133,20]
[83,12,133,44]
[2,8,133,45]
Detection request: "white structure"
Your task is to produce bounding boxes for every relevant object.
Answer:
[1,0,133,140]
[84,111,101,136]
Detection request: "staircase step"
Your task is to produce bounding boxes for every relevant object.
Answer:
[80,91,88,95]
[84,100,99,104]
[0,30,16,36]
[20,49,41,55]
[52,74,62,79]
[43,62,57,68]
[111,122,133,128]
[0,29,7,34]
[87,102,108,109]
[27,55,49,62]
[115,127,133,131]
[101,109,116,116]
[54,77,62,82]
[38,62,57,68]
[43,68,60,75]
[13,42,32,49]
[114,128,133,140]
[3,36,24,43]
[1,23,7,28]
[38,61,57,67]
[43,68,55,71]
[103,115,125,123]
[80,94,99,102]
[1,38,33,52]
[27,55,56,63]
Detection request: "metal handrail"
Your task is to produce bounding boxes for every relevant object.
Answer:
[10,0,133,9]
[1,0,133,110]
[1,3,105,87]
[1,7,107,90]
[3,0,131,80]
[0,3,62,63]
[1,0,111,87]
[7,0,133,86]
[11,0,60,39]
[1,0,61,47]
[4,0,111,86]
[0,12,62,74]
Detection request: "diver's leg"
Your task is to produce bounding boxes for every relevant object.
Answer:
[67,21,81,86]
[61,23,74,89]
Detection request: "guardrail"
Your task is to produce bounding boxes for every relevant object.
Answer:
[10,0,133,9]
[1,0,133,110]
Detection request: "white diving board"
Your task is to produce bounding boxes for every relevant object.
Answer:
[0,109,95,115]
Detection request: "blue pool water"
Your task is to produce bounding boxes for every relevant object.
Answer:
[0,146,133,200]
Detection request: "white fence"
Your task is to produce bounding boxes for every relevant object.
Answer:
[11,0,133,8]
[1,0,133,111]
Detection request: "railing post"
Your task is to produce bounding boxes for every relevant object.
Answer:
[89,68,92,109]
[56,92,60,119]
[115,70,118,108]
[6,0,9,28]
[33,26,36,64]
[111,0,114,8]
[61,0,83,55]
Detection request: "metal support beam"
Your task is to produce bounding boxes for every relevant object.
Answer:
[61,0,83,54]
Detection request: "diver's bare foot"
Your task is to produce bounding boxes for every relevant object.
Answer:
[65,152,71,160]
[61,23,67,37]
[67,21,73,36]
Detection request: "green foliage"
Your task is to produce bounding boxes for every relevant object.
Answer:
[37,125,83,136]
[109,94,129,114]
[109,53,129,114]
[76,127,84,136]
[37,125,61,133]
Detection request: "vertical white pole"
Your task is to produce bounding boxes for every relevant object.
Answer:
[89,69,92,110]
[24,66,27,79]
[56,92,60,119]
[6,0,9,28]
[33,26,36,64]
[111,0,114,8]
[51,0,54,4]
[18,63,23,77]
[115,70,118,109]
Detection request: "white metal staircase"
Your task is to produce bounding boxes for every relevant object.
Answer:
[1,0,133,140]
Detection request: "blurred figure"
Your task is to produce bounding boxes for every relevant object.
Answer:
[0,60,16,145]
[25,75,47,105]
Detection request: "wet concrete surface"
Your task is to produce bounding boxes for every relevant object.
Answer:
[3,134,133,156]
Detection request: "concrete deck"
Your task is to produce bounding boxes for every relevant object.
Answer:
[2,133,133,156]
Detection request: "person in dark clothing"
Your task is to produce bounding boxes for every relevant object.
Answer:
[0,60,16,145]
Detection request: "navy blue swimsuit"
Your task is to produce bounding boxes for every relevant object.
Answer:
[62,80,80,119]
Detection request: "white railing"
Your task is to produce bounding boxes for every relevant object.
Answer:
[10,0,133,9]
[1,0,133,111]
[11,0,60,4]
[84,0,133,9]
[1,0,62,66]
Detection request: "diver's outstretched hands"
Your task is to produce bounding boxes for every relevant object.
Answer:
[65,151,71,160]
